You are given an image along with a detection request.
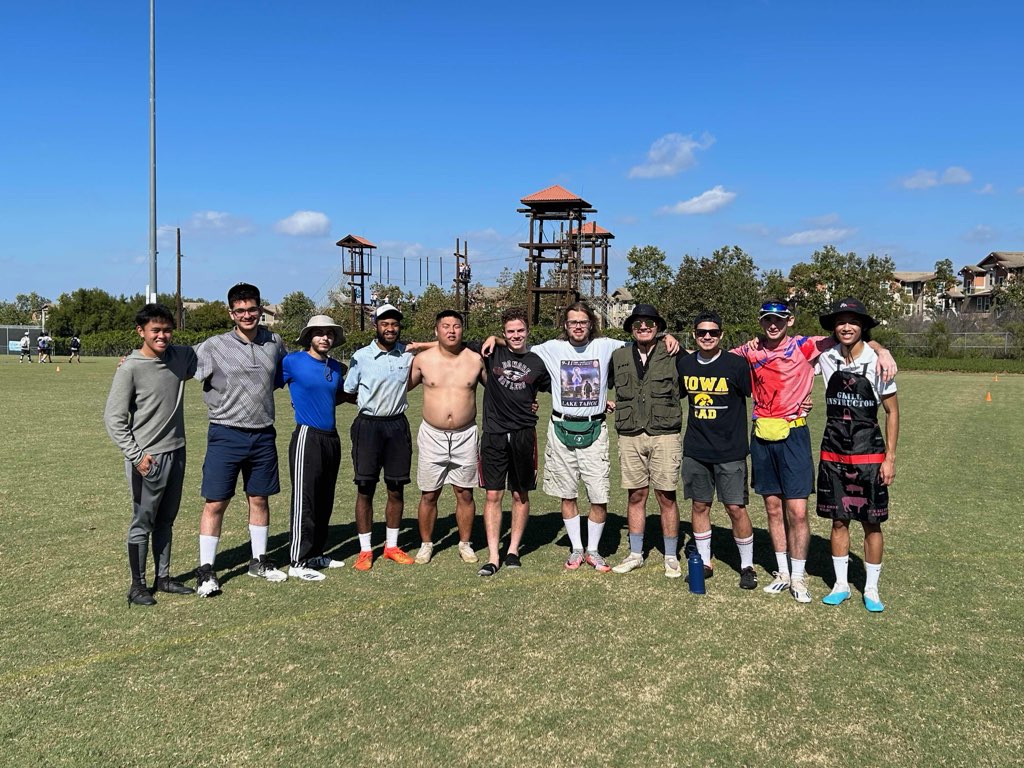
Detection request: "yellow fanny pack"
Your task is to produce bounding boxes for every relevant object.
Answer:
[754,417,807,442]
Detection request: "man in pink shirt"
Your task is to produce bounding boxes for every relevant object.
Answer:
[732,300,894,603]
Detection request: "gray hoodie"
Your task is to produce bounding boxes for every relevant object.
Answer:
[104,345,198,466]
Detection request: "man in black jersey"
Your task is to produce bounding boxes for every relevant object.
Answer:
[677,311,758,589]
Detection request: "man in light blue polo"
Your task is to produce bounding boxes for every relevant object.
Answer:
[343,304,417,571]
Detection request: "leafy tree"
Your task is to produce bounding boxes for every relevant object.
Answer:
[665,246,762,341]
[185,301,233,332]
[786,245,896,334]
[0,292,52,325]
[495,267,528,311]
[923,258,957,314]
[625,245,673,307]
[48,288,136,336]
[406,283,456,339]
[994,277,1024,321]
[276,291,316,349]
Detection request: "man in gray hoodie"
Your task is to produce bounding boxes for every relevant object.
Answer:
[104,303,198,606]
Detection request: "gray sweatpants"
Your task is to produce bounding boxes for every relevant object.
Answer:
[125,447,186,578]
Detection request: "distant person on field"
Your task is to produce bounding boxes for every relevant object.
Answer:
[104,303,198,607]
[814,298,899,613]
[678,311,757,590]
[38,332,51,363]
[280,315,350,581]
[69,334,82,363]
[19,331,32,363]
[607,304,684,578]
[193,282,288,597]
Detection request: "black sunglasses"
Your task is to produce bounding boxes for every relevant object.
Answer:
[695,328,722,338]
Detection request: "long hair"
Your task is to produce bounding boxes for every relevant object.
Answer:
[558,301,599,342]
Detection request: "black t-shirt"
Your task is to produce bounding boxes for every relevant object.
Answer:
[677,351,751,462]
[468,342,551,433]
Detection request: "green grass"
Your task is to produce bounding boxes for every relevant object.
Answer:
[1,357,1021,767]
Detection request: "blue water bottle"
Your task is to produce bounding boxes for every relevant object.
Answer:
[687,550,706,594]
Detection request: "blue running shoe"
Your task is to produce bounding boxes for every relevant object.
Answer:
[863,587,885,613]
[822,587,851,606]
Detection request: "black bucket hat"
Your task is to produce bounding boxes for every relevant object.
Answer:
[819,297,879,332]
[623,303,667,333]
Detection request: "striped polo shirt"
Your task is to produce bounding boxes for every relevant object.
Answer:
[195,327,286,428]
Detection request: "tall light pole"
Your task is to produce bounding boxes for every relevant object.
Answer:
[149,0,158,302]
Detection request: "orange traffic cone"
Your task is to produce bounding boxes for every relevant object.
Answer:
[985,391,992,402]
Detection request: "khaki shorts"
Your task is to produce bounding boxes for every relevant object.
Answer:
[618,432,681,491]
[543,419,610,504]
[416,421,479,492]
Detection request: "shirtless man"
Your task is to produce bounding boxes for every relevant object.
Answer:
[407,310,486,565]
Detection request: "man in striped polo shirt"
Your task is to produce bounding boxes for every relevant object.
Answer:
[193,283,288,597]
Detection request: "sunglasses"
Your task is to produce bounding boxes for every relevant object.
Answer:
[695,328,722,338]
[633,318,658,328]
[759,301,790,315]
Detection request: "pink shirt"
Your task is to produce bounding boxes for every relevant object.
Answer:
[731,335,828,419]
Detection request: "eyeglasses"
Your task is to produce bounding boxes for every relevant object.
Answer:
[633,319,657,329]
[695,328,722,338]
[566,320,591,327]
[231,307,261,317]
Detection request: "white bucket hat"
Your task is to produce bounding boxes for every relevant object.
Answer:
[296,314,345,349]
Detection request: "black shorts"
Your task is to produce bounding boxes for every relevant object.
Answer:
[351,413,412,487]
[479,428,537,493]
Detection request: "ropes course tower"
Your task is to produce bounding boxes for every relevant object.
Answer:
[336,234,376,331]
[569,221,613,326]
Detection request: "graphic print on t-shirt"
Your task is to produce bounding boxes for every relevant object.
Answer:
[496,357,531,391]
[560,359,600,407]
[682,375,731,420]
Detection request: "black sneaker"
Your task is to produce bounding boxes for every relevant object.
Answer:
[127,583,157,607]
[248,555,288,582]
[739,566,758,590]
[505,553,522,569]
[195,564,222,597]
[155,577,196,595]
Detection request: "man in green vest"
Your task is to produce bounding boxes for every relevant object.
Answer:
[609,304,684,578]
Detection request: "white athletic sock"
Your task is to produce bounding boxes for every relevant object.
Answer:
[775,551,790,576]
[587,519,605,552]
[832,555,850,589]
[735,535,754,570]
[865,561,882,591]
[358,532,372,552]
[385,527,399,548]
[199,535,219,567]
[564,515,584,551]
[249,524,269,559]
[791,558,807,580]
[694,530,713,567]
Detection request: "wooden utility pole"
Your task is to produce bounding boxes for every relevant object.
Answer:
[175,228,183,329]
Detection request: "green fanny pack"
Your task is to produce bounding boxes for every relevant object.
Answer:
[553,417,602,449]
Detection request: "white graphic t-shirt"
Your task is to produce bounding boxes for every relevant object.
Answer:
[532,337,625,418]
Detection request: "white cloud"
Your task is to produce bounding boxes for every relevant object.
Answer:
[963,224,996,243]
[189,210,254,234]
[902,165,972,189]
[778,227,856,247]
[1017,186,1024,195]
[976,183,995,195]
[629,132,714,179]
[941,166,972,185]
[275,210,331,237]
[806,212,840,227]
[658,185,736,215]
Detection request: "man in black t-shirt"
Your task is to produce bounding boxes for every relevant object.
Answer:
[474,308,550,575]
[677,311,758,590]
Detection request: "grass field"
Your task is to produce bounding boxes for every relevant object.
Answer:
[1,356,1021,767]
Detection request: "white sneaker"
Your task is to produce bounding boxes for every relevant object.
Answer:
[664,556,682,579]
[289,564,327,582]
[612,552,645,574]
[763,571,791,594]
[457,541,479,563]
[789,575,812,603]
[414,542,434,565]
[306,555,345,569]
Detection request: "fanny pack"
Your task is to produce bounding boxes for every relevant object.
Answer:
[753,417,806,442]
[553,418,602,449]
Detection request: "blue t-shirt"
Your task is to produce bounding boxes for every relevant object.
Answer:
[282,351,345,431]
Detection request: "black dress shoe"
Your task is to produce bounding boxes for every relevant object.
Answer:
[154,577,196,595]
[128,584,157,607]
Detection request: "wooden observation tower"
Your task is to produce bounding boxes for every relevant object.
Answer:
[570,221,613,324]
[518,185,596,326]
[336,234,376,331]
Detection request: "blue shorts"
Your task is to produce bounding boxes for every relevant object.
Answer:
[201,424,280,501]
[749,424,813,499]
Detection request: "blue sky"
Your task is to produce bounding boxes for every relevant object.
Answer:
[2,1,1022,304]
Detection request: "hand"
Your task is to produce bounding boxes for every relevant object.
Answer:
[747,337,762,352]
[531,400,539,414]
[880,457,896,486]
[480,336,498,357]
[606,400,616,412]
[876,348,898,383]
[663,334,680,355]
[136,454,154,476]
[799,393,814,415]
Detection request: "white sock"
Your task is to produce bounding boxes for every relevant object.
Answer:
[735,535,754,570]
[564,515,584,550]
[385,527,399,548]
[587,519,605,552]
[865,561,882,591]
[358,532,372,552]
[249,524,269,559]
[791,558,807,579]
[775,551,790,576]
[199,535,219,567]
[832,555,850,589]
[694,530,712,567]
